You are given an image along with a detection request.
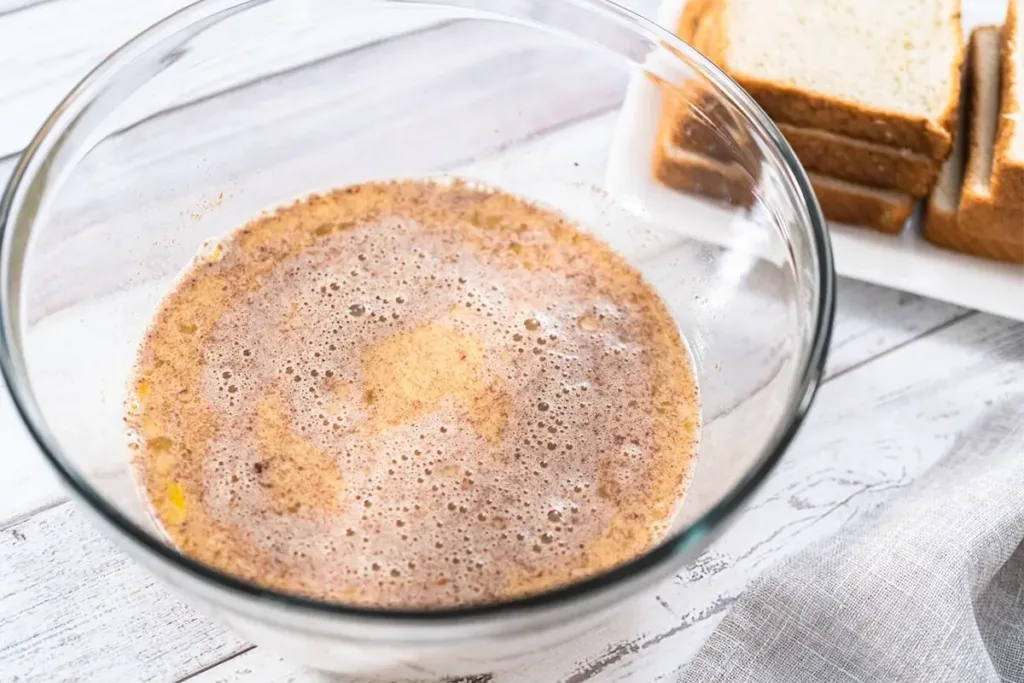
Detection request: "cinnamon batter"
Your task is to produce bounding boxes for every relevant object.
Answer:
[128,179,700,608]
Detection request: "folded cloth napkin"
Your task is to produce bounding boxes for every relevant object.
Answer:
[682,395,1024,683]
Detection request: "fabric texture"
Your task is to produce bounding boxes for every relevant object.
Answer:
[683,395,1024,683]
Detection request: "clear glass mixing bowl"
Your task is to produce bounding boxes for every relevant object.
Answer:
[0,0,834,677]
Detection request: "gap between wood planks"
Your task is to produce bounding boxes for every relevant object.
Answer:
[824,310,978,383]
[174,645,257,683]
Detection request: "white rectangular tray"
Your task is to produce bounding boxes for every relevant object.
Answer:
[606,0,1023,321]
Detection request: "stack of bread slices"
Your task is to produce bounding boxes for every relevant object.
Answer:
[654,0,966,235]
[925,3,1023,263]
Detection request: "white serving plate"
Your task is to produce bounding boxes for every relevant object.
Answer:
[606,0,1023,321]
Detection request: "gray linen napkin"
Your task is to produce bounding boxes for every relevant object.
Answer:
[682,395,1024,683]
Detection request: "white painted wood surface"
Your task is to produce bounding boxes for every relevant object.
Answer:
[0,1,1019,682]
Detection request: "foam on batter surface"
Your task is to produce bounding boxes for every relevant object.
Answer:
[128,179,700,608]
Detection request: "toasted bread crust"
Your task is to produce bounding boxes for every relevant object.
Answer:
[939,2,970,160]
[653,102,756,205]
[685,0,964,160]
[923,195,959,248]
[670,2,941,195]
[653,135,915,233]
[653,149,754,205]
[923,45,974,256]
[664,81,941,196]
[737,80,955,160]
[927,201,1024,262]
[927,26,1024,263]
[678,0,716,45]
[779,124,940,196]
[960,26,1022,246]
[663,81,749,162]
[993,0,1024,205]
[808,177,915,234]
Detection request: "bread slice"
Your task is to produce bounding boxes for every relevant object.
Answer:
[777,124,939,197]
[924,65,969,251]
[654,98,757,206]
[669,107,939,196]
[654,129,915,234]
[993,0,1024,204]
[929,26,1024,263]
[678,0,716,47]
[808,174,916,234]
[683,0,964,159]
[669,1,942,195]
[661,80,753,164]
[654,144,754,206]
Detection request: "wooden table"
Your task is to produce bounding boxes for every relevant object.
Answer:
[0,0,1020,681]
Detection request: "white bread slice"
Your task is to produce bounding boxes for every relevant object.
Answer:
[685,0,964,159]
[926,26,1024,263]
[924,68,968,248]
[662,89,940,196]
[805,174,916,235]
[993,0,1024,204]
[654,140,755,206]
[777,123,939,197]
[653,126,915,234]
[666,4,941,196]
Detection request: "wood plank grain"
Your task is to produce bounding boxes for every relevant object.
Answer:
[2,312,1017,683]
[826,282,970,379]
[0,501,247,683]
[0,0,190,155]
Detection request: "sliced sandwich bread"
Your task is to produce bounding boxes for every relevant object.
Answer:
[654,125,916,234]
[808,174,917,234]
[777,124,939,197]
[925,26,1024,263]
[661,80,754,164]
[654,99,757,205]
[668,103,940,196]
[924,69,969,250]
[654,144,755,206]
[993,0,1024,204]
[668,1,943,195]
[684,0,964,159]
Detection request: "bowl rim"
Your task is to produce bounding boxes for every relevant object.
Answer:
[0,0,835,623]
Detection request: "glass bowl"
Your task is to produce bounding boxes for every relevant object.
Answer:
[0,0,833,678]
